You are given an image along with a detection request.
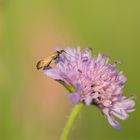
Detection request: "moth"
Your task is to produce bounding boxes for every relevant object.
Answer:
[36,50,65,70]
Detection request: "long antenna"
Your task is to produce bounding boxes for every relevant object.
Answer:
[64,50,77,58]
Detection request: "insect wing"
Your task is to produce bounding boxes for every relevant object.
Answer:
[36,50,65,70]
[36,57,52,70]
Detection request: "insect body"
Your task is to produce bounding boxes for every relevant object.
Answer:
[36,50,65,70]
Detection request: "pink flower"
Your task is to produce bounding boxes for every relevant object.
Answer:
[44,47,135,129]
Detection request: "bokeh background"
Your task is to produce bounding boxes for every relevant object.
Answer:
[0,0,140,140]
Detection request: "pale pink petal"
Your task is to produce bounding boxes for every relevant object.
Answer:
[44,69,62,80]
[69,93,80,104]
[103,108,122,130]
[112,109,128,120]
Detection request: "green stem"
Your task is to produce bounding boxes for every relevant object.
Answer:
[60,102,85,140]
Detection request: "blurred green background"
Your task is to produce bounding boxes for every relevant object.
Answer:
[0,0,139,140]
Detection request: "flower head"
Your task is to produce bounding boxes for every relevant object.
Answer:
[44,47,135,129]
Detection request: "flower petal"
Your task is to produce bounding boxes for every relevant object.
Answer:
[103,108,122,130]
[112,109,128,120]
[69,93,81,104]
[44,68,62,80]
[85,96,93,105]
